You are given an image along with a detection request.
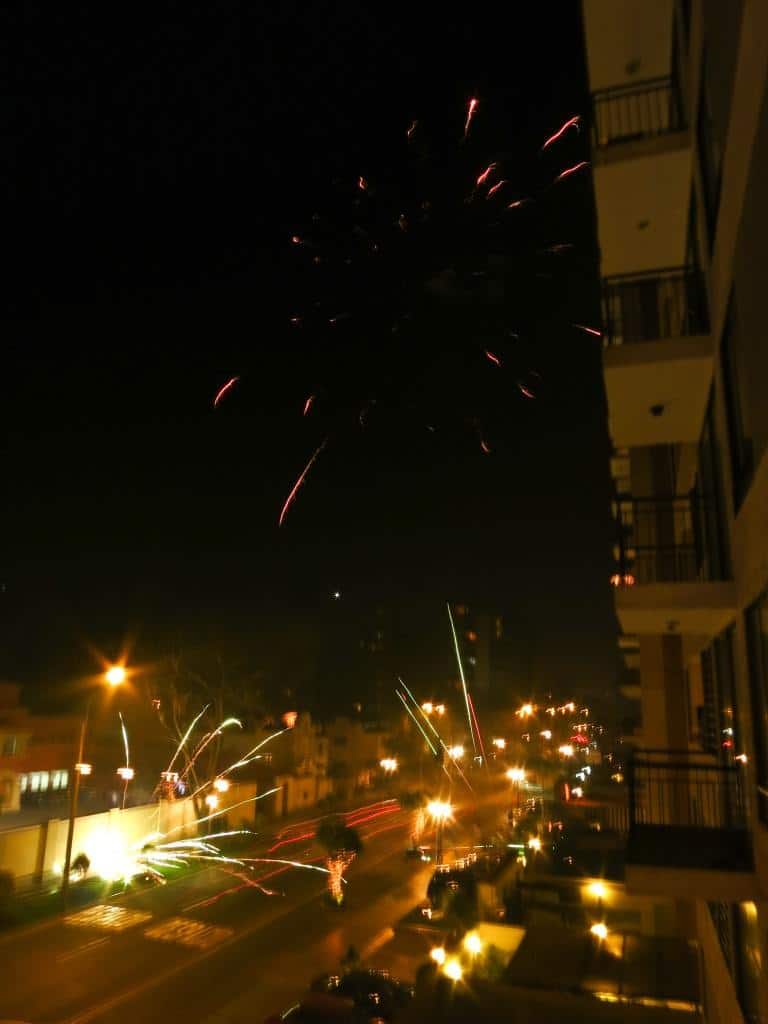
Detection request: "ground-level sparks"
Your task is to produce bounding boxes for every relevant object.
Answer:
[213,377,239,408]
[278,438,328,527]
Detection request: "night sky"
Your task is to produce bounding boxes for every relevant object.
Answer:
[3,2,617,709]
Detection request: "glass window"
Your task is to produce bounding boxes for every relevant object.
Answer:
[51,771,61,790]
[30,773,40,792]
[38,771,49,792]
[19,774,28,793]
[720,300,754,508]
[61,770,68,789]
[746,590,768,822]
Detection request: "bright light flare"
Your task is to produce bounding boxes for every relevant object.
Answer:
[446,745,465,760]
[463,932,482,955]
[116,766,134,781]
[379,757,398,773]
[540,730,552,740]
[421,702,434,714]
[590,922,609,941]
[213,376,239,408]
[527,836,542,852]
[506,768,525,783]
[516,703,535,718]
[431,946,447,965]
[75,763,92,776]
[302,394,315,416]
[205,793,219,810]
[213,778,230,793]
[105,665,126,687]
[558,745,574,758]
[427,800,453,822]
[573,323,602,338]
[587,881,608,901]
[492,738,506,750]
[443,958,463,982]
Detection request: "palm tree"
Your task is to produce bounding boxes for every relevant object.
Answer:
[399,790,426,848]
[316,818,363,905]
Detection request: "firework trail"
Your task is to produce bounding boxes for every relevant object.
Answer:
[279,439,328,527]
[447,602,478,757]
[507,198,532,210]
[407,119,418,139]
[396,690,438,756]
[572,323,602,337]
[463,97,479,139]
[486,180,507,198]
[541,115,581,150]
[213,377,239,408]
[553,160,590,184]
[483,349,501,367]
[476,162,497,187]
[397,677,472,792]
[303,394,315,416]
[118,712,130,767]
[180,717,243,782]
[166,705,210,774]
[188,728,289,803]
[467,690,488,768]
[480,440,491,454]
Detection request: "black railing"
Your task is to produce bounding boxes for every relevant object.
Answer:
[602,266,708,346]
[628,750,747,831]
[614,495,706,583]
[592,76,686,148]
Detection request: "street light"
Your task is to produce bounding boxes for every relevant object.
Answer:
[506,767,525,783]
[379,757,398,773]
[442,959,463,982]
[463,932,483,955]
[590,922,609,941]
[427,799,453,866]
[446,745,465,760]
[62,665,125,901]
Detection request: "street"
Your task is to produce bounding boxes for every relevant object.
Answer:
[1,792,504,1023]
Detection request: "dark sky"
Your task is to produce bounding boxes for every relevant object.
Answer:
[2,2,617,706]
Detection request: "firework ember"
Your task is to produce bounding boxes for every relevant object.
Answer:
[541,114,581,150]
[553,160,590,184]
[278,439,328,527]
[213,377,239,409]
[463,97,479,139]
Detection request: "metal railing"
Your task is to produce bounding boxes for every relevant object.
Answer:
[592,76,686,148]
[602,266,708,346]
[628,750,747,831]
[614,495,705,583]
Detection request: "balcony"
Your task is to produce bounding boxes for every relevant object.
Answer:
[612,496,736,635]
[592,76,686,156]
[601,267,712,447]
[625,750,756,900]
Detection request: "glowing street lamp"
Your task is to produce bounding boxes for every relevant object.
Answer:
[379,757,398,773]
[558,744,575,758]
[430,946,447,966]
[62,664,125,901]
[446,745,465,760]
[116,766,134,781]
[527,836,542,852]
[213,777,230,793]
[506,767,526,783]
[421,702,434,715]
[516,703,534,718]
[205,793,219,810]
[590,922,609,941]
[463,932,483,955]
[540,730,552,740]
[492,738,506,751]
[434,704,446,716]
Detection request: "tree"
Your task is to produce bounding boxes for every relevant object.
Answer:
[399,790,426,847]
[316,817,363,905]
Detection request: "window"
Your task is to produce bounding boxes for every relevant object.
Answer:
[19,774,28,793]
[720,300,754,508]
[30,773,40,793]
[38,771,49,792]
[746,590,768,822]
[697,54,723,247]
[1,735,16,756]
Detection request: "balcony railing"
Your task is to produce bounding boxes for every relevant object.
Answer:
[628,750,747,831]
[613,494,728,584]
[602,266,708,346]
[592,75,686,148]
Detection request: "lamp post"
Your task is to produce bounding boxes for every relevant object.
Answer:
[61,665,125,901]
[427,799,453,866]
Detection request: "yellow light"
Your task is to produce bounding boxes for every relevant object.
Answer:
[116,766,134,781]
[204,793,219,810]
[213,777,230,792]
[435,704,446,716]
[540,730,552,740]
[558,744,574,758]
[463,932,482,955]
[430,946,447,965]
[492,738,506,750]
[379,757,398,773]
[517,703,534,718]
[75,762,92,776]
[447,745,465,760]
[427,799,453,822]
[442,959,463,982]
[611,771,624,783]
[571,786,584,798]
[506,767,526,783]
[105,665,126,687]
[735,753,748,764]
[421,702,434,715]
[587,881,607,901]
[590,922,609,941]
[545,707,556,716]
[527,836,541,852]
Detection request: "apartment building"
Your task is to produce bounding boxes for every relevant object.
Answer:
[584,1,768,1021]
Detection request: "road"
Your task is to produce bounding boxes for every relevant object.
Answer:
[0,791,506,1024]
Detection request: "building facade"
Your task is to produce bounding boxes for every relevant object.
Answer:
[584,1,768,1020]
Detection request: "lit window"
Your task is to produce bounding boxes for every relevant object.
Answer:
[52,771,62,790]
[30,773,40,792]
[39,771,49,792]
[19,774,28,793]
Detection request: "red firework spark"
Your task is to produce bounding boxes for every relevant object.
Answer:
[278,438,328,527]
[518,384,536,399]
[507,198,531,210]
[358,175,368,191]
[407,119,418,139]
[572,323,602,337]
[303,394,315,416]
[291,235,302,245]
[476,162,497,187]
[480,440,491,454]
[213,376,239,408]
[463,97,479,138]
[486,180,507,198]
[553,160,590,184]
[484,349,501,366]
[541,115,581,150]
